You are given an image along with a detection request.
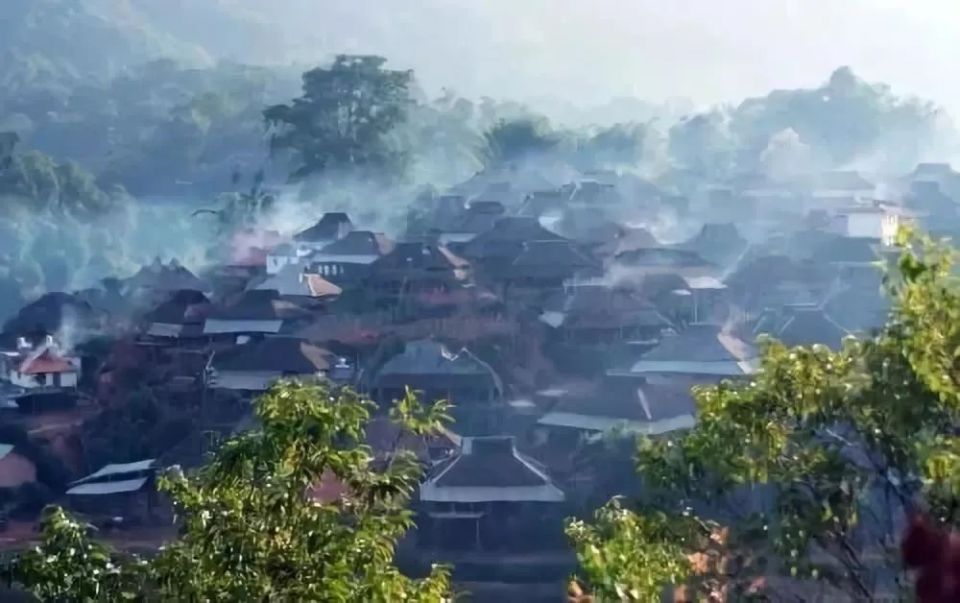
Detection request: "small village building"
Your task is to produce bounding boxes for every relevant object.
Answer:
[678,223,748,267]
[610,247,717,280]
[461,217,566,273]
[310,230,396,281]
[207,337,334,392]
[124,258,208,299]
[141,289,211,343]
[418,436,564,550]
[435,201,506,245]
[828,203,911,246]
[625,324,758,385]
[0,337,80,390]
[543,286,671,346]
[203,290,313,339]
[762,306,850,350]
[3,292,100,340]
[66,459,158,521]
[371,340,503,435]
[536,380,696,438]
[502,240,600,292]
[0,444,37,489]
[367,242,471,306]
[252,264,342,304]
[293,212,354,254]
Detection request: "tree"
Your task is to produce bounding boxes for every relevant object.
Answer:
[568,229,960,601]
[481,116,559,166]
[264,55,414,181]
[5,382,453,601]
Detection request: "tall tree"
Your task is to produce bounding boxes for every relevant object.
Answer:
[481,117,558,166]
[264,55,413,181]
[568,229,960,601]
[5,382,453,601]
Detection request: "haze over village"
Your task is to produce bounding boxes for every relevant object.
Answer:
[1,1,960,601]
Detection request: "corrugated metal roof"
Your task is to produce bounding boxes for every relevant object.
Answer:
[71,459,155,486]
[67,477,148,496]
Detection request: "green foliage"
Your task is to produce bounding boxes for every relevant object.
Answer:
[265,55,414,181]
[567,499,692,601]
[5,381,453,601]
[571,229,960,600]
[3,506,147,601]
[481,117,559,166]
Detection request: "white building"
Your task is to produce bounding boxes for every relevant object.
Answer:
[1,338,80,390]
[829,204,908,246]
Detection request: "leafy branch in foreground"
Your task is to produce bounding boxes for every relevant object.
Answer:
[5,381,453,602]
[569,228,960,601]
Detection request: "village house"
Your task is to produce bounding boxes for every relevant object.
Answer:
[621,323,758,386]
[265,243,301,276]
[0,444,37,489]
[0,336,80,391]
[369,340,503,435]
[65,459,158,521]
[207,337,335,392]
[678,223,748,267]
[461,216,567,276]
[609,247,717,280]
[251,263,342,305]
[828,203,912,246]
[293,212,354,255]
[203,289,314,340]
[752,305,850,350]
[535,379,696,439]
[141,289,211,344]
[518,189,567,221]
[309,230,396,281]
[124,258,208,299]
[500,240,600,293]
[541,285,671,347]
[3,292,100,341]
[434,201,506,246]
[366,242,471,309]
[418,435,564,550]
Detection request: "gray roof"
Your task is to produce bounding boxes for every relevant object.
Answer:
[207,290,313,321]
[67,478,149,496]
[375,340,502,391]
[640,324,756,364]
[319,231,395,256]
[212,337,334,373]
[547,381,695,424]
[775,308,850,350]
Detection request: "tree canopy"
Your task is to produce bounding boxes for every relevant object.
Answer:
[4,382,453,602]
[264,55,414,181]
[568,229,960,601]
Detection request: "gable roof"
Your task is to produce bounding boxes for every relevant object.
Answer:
[127,259,206,293]
[632,324,757,375]
[18,349,75,375]
[374,340,502,391]
[207,290,313,321]
[774,308,850,350]
[294,213,354,242]
[318,231,395,256]
[812,237,880,265]
[614,247,714,269]
[372,242,469,274]
[560,286,671,331]
[538,381,696,433]
[144,290,211,325]
[420,436,564,503]
[505,241,598,278]
[212,337,334,374]
[253,265,342,298]
[462,217,566,260]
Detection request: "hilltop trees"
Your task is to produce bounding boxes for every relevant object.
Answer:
[264,55,414,181]
[569,229,960,601]
[5,383,453,601]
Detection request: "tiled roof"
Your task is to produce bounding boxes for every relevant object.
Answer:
[319,231,395,256]
[294,213,354,242]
